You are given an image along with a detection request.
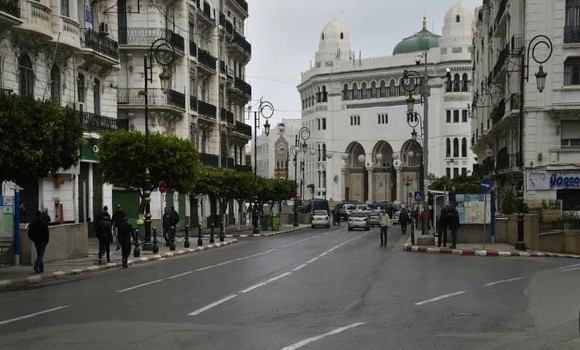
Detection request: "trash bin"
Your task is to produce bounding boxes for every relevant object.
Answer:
[271,215,280,231]
[260,215,270,231]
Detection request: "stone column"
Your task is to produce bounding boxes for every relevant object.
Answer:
[367,168,374,203]
[341,167,348,201]
[394,161,402,204]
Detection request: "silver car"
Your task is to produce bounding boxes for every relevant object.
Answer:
[368,210,381,226]
[348,211,370,231]
[311,210,331,228]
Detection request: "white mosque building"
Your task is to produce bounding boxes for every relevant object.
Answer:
[297,1,476,205]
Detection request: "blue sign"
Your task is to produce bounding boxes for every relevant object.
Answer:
[480,178,492,193]
[414,191,424,203]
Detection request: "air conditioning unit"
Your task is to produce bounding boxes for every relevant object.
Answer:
[99,22,109,36]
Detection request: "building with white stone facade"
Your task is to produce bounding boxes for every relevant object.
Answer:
[297,1,476,205]
[255,118,300,182]
[115,0,252,227]
[0,0,120,223]
[471,0,580,211]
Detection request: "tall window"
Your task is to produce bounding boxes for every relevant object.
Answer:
[321,85,327,102]
[566,0,580,43]
[18,54,34,96]
[453,138,459,157]
[446,138,451,157]
[461,138,467,157]
[446,167,451,178]
[93,78,101,115]
[77,73,86,103]
[446,110,451,123]
[352,83,358,99]
[453,110,459,123]
[446,74,452,92]
[461,73,469,92]
[370,81,377,98]
[379,80,386,97]
[462,109,468,122]
[564,57,580,85]
[342,84,349,100]
[361,82,367,99]
[561,120,580,147]
[453,74,460,92]
[50,65,61,105]
[322,144,327,161]
[61,0,69,17]
[389,79,396,97]
[322,118,326,130]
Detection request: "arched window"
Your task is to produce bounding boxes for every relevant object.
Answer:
[50,65,61,105]
[453,73,460,92]
[361,82,367,99]
[453,138,459,157]
[321,33,325,40]
[322,85,327,102]
[316,86,321,103]
[446,138,451,157]
[77,73,86,104]
[18,54,34,96]
[389,79,396,97]
[342,83,349,100]
[93,78,101,115]
[379,80,386,97]
[462,73,469,92]
[456,15,461,22]
[340,32,344,39]
[461,138,467,157]
[322,144,327,161]
[370,81,377,98]
[446,73,452,92]
[352,82,358,99]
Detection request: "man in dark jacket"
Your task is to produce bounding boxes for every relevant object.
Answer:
[437,206,449,247]
[447,205,460,249]
[169,206,180,246]
[116,211,134,268]
[111,205,123,251]
[399,208,410,235]
[95,206,112,264]
[162,207,172,246]
[28,210,49,273]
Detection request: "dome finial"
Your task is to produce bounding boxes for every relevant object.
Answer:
[422,16,427,30]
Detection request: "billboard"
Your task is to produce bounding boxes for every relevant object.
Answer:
[454,194,491,224]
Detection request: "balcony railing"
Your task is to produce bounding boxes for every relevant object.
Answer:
[200,152,219,167]
[226,110,234,124]
[189,40,197,57]
[79,111,118,132]
[234,77,252,97]
[234,121,252,137]
[0,88,13,95]
[232,31,252,56]
[198,48,217,71]
[496,150,520,171]
[119,28,184,52]
[219,13,234,35]
[491,98,506,124]
[0,0,20,17]
[511,33,524,53]
[564,25,580,43]
[190,95,198,111]
[81,28,119,61]
[198,100,217,118]
[117,88,185,109]
[234,0,248,13]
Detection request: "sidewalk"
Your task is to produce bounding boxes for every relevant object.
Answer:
[402,228,580,259]
[0,224,310,289]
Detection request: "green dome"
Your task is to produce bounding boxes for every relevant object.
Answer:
[393,26,440,55]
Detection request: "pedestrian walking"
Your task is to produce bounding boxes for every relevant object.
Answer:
[28,210,49,273]
[162,207,172,246]
[378,210,391,248]
[399,208,410,235]
[41,208,51,225]
[447,205,460,249]
[95,206,112,264]
[170,206,180,247]
[437,206,449,247]
[116,211,134,268]
[111,204,123,251]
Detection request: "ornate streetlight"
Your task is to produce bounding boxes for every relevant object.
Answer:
[140,38,176,253]
[252,99,274,234]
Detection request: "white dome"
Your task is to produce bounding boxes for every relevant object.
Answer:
[442,0,474,37]
[315,19,352,65]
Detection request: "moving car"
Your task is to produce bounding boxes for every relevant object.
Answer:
[339,203,356,221]
[348,211,370,231]
[392,210,401,225]
[368,209,381,226]
[311,210,331,228]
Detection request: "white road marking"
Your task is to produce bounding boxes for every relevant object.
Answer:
[167,271,194,279]
[280,322,366,350]
[292,264,308,272]
[560,263,580,270]
[0,306,69,326]
[415,291,466,306]
[117,279,164,293]
[484,277,525,287]
[239,282,268,293]
[265,272,292,283]
[187,294,237,316]
[561,267,580,273]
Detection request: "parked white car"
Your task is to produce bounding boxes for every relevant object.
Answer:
[311,210,331,228]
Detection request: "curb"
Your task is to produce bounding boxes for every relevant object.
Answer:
[198,226,309,238]
[0,240,238,289]
[403,243,580,259]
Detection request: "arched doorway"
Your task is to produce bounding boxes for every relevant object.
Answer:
[399,140,423,208]
[371,141,395,202]
[342,142,367,202]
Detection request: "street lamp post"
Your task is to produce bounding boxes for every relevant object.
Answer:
[252,99,274,234]
[297,127,310,201]
[141,38,176,252]
[515,35,553,251]
[292,145,299,226]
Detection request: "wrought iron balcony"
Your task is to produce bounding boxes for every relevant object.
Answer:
[231,31,252,56]
[564,25,580,43]
[234,77,252,97]
[219,13,234,35]
[118,28,184,52]
[81,28,119,61]
[189,40,197,57]
[117,88,185,109]
[0,0,20,18]
[79,111,119,132]
[200,152,219,167]
[198,100,217,118]
[226,110,234,124]
[234,0,248,13]
[496,149,520,172]
[198,48,216,71]
[190,95,198,111]
[234,121,252,137]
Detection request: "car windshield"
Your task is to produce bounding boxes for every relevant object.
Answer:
[313,210,327,216]
[370,210,380,216]
[350,212,367,217]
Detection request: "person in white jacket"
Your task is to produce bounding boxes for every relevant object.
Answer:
[378,210,391,248]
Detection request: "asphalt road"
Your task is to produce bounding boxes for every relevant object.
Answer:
[0,224,579,350]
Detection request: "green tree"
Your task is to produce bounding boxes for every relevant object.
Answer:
[0,93,83,187]
[99,130,200,199]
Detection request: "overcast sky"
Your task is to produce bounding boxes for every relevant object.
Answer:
[245,0,482,128]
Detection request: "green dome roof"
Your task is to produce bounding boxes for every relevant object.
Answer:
[393,23,440,55]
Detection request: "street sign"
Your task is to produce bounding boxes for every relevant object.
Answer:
[414,190,424,203]
[480,178,492,193]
